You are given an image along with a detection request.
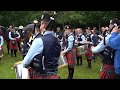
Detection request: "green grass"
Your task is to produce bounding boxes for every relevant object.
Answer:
[0,42,102,79]
[58,55,102,79]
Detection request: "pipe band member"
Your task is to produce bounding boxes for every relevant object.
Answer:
[61,25,77,79]
[22,14,61,79]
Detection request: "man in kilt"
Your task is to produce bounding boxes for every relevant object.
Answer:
[22,12,61,79]
[91,19,120,79]
[85,28,93,68]
[9,27,20,57]
[61,25,77,79]
[76,28,86,65]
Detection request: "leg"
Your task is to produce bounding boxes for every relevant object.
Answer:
[87,59,91,68]
[79,56,82,65]
[67,66,74,79]
[17,42,21,52]
[76,56,80,65]
[14,49,17,57]
[11,49,13,57]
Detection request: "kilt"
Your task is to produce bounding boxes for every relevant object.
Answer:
[100,64,115,79]
[9,40,18,49]
[28,67,60,79]
[65,48,77,67]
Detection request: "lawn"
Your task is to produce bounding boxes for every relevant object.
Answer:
[0,42,102,79]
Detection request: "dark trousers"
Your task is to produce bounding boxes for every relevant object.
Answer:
[76,55,82,65]
[11,49,17,57]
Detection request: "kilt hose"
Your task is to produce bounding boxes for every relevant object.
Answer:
[65,48,77,68]
[28,67,60,79]
[100,64,115,79]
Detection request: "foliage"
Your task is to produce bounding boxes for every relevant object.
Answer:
[0,11,119,28]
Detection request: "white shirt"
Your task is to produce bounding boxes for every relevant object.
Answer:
[91,34,111,53]
[22,31,54,68]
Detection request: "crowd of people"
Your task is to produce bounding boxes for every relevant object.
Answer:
[0,12,120,79]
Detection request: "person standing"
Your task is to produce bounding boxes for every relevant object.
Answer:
[109,18,120,79]
[22,13,61,79]
[61,25,76,79]
[76,28,86,65]
[9,27,20,57]
[91,19,118,79]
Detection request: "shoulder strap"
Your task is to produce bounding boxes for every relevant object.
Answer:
[103,30,107,45]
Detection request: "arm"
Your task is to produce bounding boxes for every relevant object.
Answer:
[109,32,120,50]
[91,34,111,53]
[0,36,4,46]
[79,35,86,43]
[9,32,15,40]
[64,35,74,53]
[22,38,43,68]
[16,31,20,39]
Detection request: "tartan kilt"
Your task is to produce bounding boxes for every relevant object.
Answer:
[100,64,115,79]
[28,67,60,79]
[65,48,77,67]
[9,40,18,49]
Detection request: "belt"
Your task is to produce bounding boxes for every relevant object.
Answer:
[32,70,57,76]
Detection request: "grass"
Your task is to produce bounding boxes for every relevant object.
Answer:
[58,55,102,79]
[0,42,102,79]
